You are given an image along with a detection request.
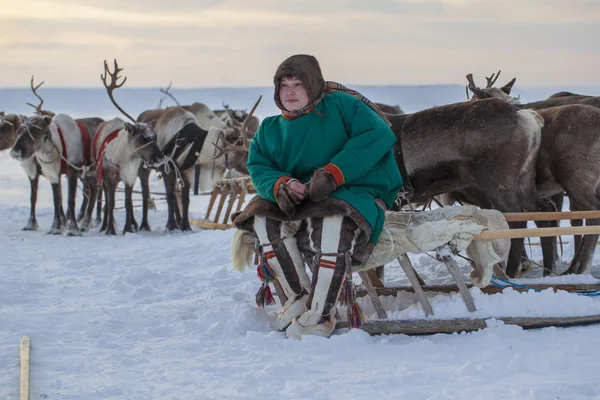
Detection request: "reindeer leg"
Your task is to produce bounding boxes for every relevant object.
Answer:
[23,174,39,231]
[96,185,103,226]
[566,197,600,274]
[80,176,96,232]
[567,221,600,275]
[535,197,559,276]
[58,179,67,226]
[104,178,117,236]
[77,179,89,223]
[163,171,179,232]
[123,184,137,234]
[572,216,583,258]
[138,167,152,232]
[48,182,64,235]
[179,171,192,232]
[100,182,108,233]
[66,167,81,236]
[504,222,527,278]
[175,185,183,228]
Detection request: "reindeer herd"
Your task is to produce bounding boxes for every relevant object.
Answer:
[1,59,257,236]
[1,63,599,279]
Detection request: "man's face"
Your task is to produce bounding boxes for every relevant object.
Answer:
[279,76,309,112]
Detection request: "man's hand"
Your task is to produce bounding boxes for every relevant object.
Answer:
[288,180,308,201]
[308,168,338,202]
[276,179,307,218]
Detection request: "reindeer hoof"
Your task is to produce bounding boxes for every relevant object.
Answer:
[47,226,63,235]
[165,221,179,232]
[138,222,152,232]
[22,221,38,231]
[122,226,138,235]
[67,228,82,237]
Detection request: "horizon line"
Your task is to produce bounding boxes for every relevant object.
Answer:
[2,83,600,90]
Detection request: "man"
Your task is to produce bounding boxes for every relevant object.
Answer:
[234,54,402,339]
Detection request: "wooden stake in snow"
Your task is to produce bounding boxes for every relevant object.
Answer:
[20,336,30,400]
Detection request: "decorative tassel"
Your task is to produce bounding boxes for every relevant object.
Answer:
[257,258,276,283]
[347,303,364,328]
[339,250,363,328]
[255,283,276,308]
[255,257,277,307]
[338,277,353,306]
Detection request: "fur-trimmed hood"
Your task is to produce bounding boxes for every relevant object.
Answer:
[273,54,326,111]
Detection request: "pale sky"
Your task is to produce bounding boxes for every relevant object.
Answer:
[1,0,599,88]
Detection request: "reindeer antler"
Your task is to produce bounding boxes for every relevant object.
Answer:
[465,85,471,100]
[212,95,262,159]
[159,81,180,106]
[26,75,46,115]
[485,70,501,88]
[465,73,477,89]
[240,95,261,149]
[211,140,249,159]
[101,59,136,123]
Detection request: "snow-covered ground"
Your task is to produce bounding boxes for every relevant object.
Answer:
[2,154,600,400]
[3,87,600,399]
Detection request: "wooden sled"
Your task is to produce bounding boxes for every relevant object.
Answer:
[191,177,255,230]
[340,210,600,336]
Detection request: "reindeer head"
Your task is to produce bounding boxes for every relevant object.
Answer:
[0,114,23,151]
[465,70,517,103]
[102,59,165,168]
[123,121,165,168]
[213,96,262,174]
[10,114,53,161]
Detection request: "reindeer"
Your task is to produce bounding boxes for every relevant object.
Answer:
[375,103,404,114]
[136,98,260,232]
[466,73,600,275]
[466,72,600,110]
[0,113,44,230]
[96,59,165,235]
[214,103,261,134]
[9,77,102,235]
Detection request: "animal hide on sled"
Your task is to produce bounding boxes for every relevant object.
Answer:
[231,206,510,288]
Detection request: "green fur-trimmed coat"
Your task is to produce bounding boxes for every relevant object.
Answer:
[247,92,403,244]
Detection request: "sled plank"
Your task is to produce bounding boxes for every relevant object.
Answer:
[474,226,600,240]
[337,314,600,335]
[398,256,434,316]
[358,271,387,320]
[503,210,600,222]
[441,256,477,312]
[356,283,600,297]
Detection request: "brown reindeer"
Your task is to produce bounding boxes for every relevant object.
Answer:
[467,74,600,275]
[0,113,44,230]
[375,102,404,114]
[97,59,165,235]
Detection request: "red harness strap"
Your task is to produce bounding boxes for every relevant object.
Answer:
[76,121,92,166]
[56,126,68,175]
[93,129,121,187]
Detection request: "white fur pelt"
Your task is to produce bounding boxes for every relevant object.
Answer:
[182,103,233,185]
[35,114,83,184]
[231,206,510,288]
[95,118,139,187]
